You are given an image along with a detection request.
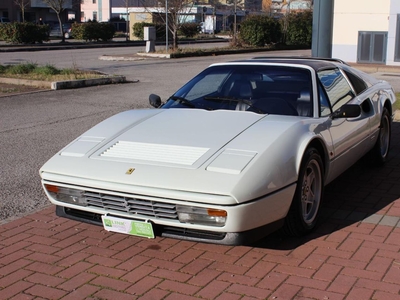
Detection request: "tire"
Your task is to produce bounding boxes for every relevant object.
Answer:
[283,147,324,237]
[371,107,391,165]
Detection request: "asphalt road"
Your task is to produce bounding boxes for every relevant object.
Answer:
[0,47,297,222]
[1,47,399,223]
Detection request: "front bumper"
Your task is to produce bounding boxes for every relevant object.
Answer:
[56,205,285,245]
[43,180,296,245]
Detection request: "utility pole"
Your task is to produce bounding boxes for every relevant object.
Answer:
[233,0,237,43]
[166,0,168,52]
[126,0,129,41]
[312,0,334,58]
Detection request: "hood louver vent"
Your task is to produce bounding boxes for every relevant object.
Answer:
[100,141,209,166]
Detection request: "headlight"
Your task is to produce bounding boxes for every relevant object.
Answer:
[176,205,227,227]
[44,184,86,206]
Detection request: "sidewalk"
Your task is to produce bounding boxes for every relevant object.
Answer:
[1,123,400,299]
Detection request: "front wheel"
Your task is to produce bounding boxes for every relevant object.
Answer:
[283,148,324,236]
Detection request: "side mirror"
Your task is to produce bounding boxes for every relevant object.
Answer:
[149,94,162,108]
[331,104,361,119]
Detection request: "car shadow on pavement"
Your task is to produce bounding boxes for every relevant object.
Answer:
[254,121,400,250]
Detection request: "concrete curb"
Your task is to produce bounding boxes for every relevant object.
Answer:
[99,55,147,61]
[0,75,126,90]
[348,63,400,74]
[51,75,126,89]
[136,52,170,59]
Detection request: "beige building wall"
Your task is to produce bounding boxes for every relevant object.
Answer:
[332,0,391,63]
[129,12,153,40]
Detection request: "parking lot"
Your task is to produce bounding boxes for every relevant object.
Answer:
[1,48,400,299]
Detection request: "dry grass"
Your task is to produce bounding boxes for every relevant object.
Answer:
[0,63,107,96]
[0,82,46,96]
[0,63,104,82]
[1,70,105,81]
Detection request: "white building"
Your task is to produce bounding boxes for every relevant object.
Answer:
[332,0,400,65]
[80,0,111,22]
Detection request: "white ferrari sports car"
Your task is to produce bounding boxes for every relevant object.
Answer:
[40,57,396,245]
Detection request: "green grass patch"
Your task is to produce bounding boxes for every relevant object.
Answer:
[0,62,104,81]
[395,93,400,111]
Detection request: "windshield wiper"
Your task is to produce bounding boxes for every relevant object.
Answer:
[170,96,196,108]
[203,96,266,114]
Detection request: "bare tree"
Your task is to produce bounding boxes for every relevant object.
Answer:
[142,0,194,51]
[13,0,30,22]
[262,0,273,14]
[42,0,67,42]
[226,0,244,41]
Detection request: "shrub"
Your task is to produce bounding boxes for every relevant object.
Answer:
[98,22,116,41]
[71,22,115,42]
[284,11,313,46]
[132,22,166,40]
[179,23,200,38]
[0,22,49,44]
[132,22,154,40]
[239,15,282,47]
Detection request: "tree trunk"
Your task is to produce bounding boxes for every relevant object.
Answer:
[56,15,65,43]
[172,29,178,50]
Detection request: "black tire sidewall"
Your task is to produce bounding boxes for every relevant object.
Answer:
[284,147,324,236]
[376,107,391,163]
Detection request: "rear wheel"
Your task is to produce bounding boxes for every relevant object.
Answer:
[371,107,391,165]
[283,148,324,236]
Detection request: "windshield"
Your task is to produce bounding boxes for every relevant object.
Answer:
[162,64,313,116]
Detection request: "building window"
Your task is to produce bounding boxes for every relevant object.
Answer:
[93,0,96,3]
[357,31,387,64]
[93,11,97,21]
[395,15,400,61]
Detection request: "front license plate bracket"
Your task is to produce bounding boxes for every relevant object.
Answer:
[101,215,155,239]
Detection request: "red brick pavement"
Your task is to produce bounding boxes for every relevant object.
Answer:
[1,122,400,300]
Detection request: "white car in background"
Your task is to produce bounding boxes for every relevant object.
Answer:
[40,57,396,245]
[49,23,73,39]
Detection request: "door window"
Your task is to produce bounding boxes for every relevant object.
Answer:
[318,68,355,113]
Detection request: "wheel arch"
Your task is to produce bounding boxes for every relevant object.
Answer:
[298,137,329,183]
[383,99,392,117]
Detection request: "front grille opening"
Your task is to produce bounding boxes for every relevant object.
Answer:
[162,226,226,241]
[83,191,178,220]
[61,207,103,225]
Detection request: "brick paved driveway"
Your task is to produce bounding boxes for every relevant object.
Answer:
[1,122,399,300]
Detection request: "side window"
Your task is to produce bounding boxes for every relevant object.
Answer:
[343,70,367,95]
[318,68,355,112]
[319,83,331,117]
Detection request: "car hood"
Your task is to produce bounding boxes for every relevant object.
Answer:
[41,108,306,202]
[88,109,264,168]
